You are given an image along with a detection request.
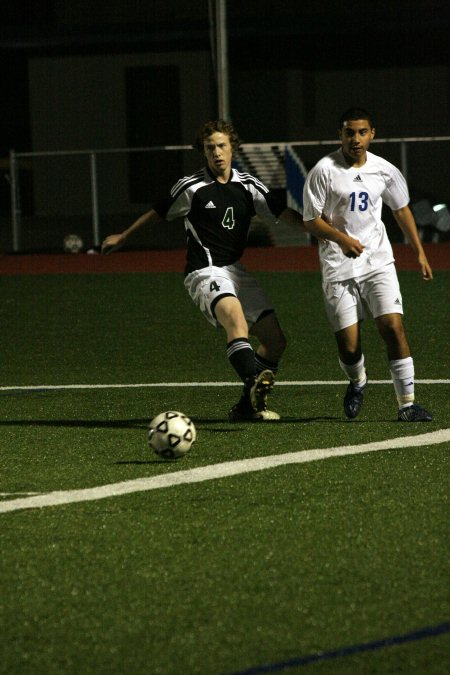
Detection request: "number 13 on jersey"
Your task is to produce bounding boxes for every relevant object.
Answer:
[350,191,369,211]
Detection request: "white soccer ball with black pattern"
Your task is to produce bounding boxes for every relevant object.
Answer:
[63,233,83,253]
[148,411,196,459]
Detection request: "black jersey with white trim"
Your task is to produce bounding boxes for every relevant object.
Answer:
[154,167,284,274]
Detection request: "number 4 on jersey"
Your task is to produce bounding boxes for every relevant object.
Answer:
[222,207,235,230]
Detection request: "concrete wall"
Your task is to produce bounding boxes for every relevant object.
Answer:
[29,51,213,215]
[28,56,450,217]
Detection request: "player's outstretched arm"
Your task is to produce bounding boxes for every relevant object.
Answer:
[392,206,433,281]
[101,209,163,254]
[277,207,306,230]
[303,217,365,258]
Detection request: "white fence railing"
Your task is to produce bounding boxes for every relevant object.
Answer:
[8,136,450,252]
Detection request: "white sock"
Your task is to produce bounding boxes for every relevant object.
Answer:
[390,357,414,408]
[339,355,367,389]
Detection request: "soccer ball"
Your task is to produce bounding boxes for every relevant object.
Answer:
[63,234,83,253]
[148,411,196,459]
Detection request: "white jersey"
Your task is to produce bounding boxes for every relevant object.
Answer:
[303,149,410,282]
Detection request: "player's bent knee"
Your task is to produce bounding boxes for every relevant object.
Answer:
[376,314,405,341]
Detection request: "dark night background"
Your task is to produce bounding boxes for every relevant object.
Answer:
[2,0,449,152]
[1,0,449,249]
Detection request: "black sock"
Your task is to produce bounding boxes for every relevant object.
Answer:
[255,353,278,375]
[226,338,256,382]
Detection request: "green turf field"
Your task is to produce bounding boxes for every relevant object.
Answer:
[1,270,449,674]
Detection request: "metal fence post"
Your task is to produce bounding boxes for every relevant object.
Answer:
[9,149,22,252]
[400,141,408,182]
[400,141,408,242]
[90,152,100,247]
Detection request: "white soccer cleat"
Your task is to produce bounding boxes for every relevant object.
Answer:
[257,409,281,421]
[228,405,280,422]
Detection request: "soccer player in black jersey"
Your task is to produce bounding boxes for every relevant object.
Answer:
[103,120,310,420]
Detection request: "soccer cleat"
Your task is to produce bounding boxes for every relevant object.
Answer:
[343,376,367,419]
[228,404,280,422]
[250,369,275,412]
[397,404,432,422]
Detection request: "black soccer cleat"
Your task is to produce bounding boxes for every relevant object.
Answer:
[250,369,275,413]
[343,377,367,419]
[397,404,433,422]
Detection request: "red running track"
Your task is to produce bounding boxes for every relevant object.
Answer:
[0,243,448,275]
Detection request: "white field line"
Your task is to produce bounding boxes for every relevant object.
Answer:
[0,379,448,391]
[1,429,448,515]
[0,492,41,496]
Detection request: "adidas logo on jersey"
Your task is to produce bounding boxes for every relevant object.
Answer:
[353,174,363,182]
[394,298,401,305]
[205,201,216,208]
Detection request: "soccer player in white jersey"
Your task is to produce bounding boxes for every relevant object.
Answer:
[102,119,311,421]
[302,107,433,422]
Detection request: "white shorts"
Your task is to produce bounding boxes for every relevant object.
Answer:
[184,262,274,328]
[322,263,403,332]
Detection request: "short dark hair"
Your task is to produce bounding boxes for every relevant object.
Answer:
[339,107,374,129]
[194,119,241,153]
